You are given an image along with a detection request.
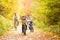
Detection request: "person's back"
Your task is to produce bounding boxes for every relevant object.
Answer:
[14,13,18,21]
[14,13,19,30]
[26,15,31,22]
[21,16,27,24]
[21,16,27,35]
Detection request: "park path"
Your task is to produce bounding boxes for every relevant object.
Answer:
[0,23,59,40]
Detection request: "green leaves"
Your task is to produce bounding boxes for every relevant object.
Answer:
[32,0,60,37]
[0,15,13,36]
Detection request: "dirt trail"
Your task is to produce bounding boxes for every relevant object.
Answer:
[0,23,59,40]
